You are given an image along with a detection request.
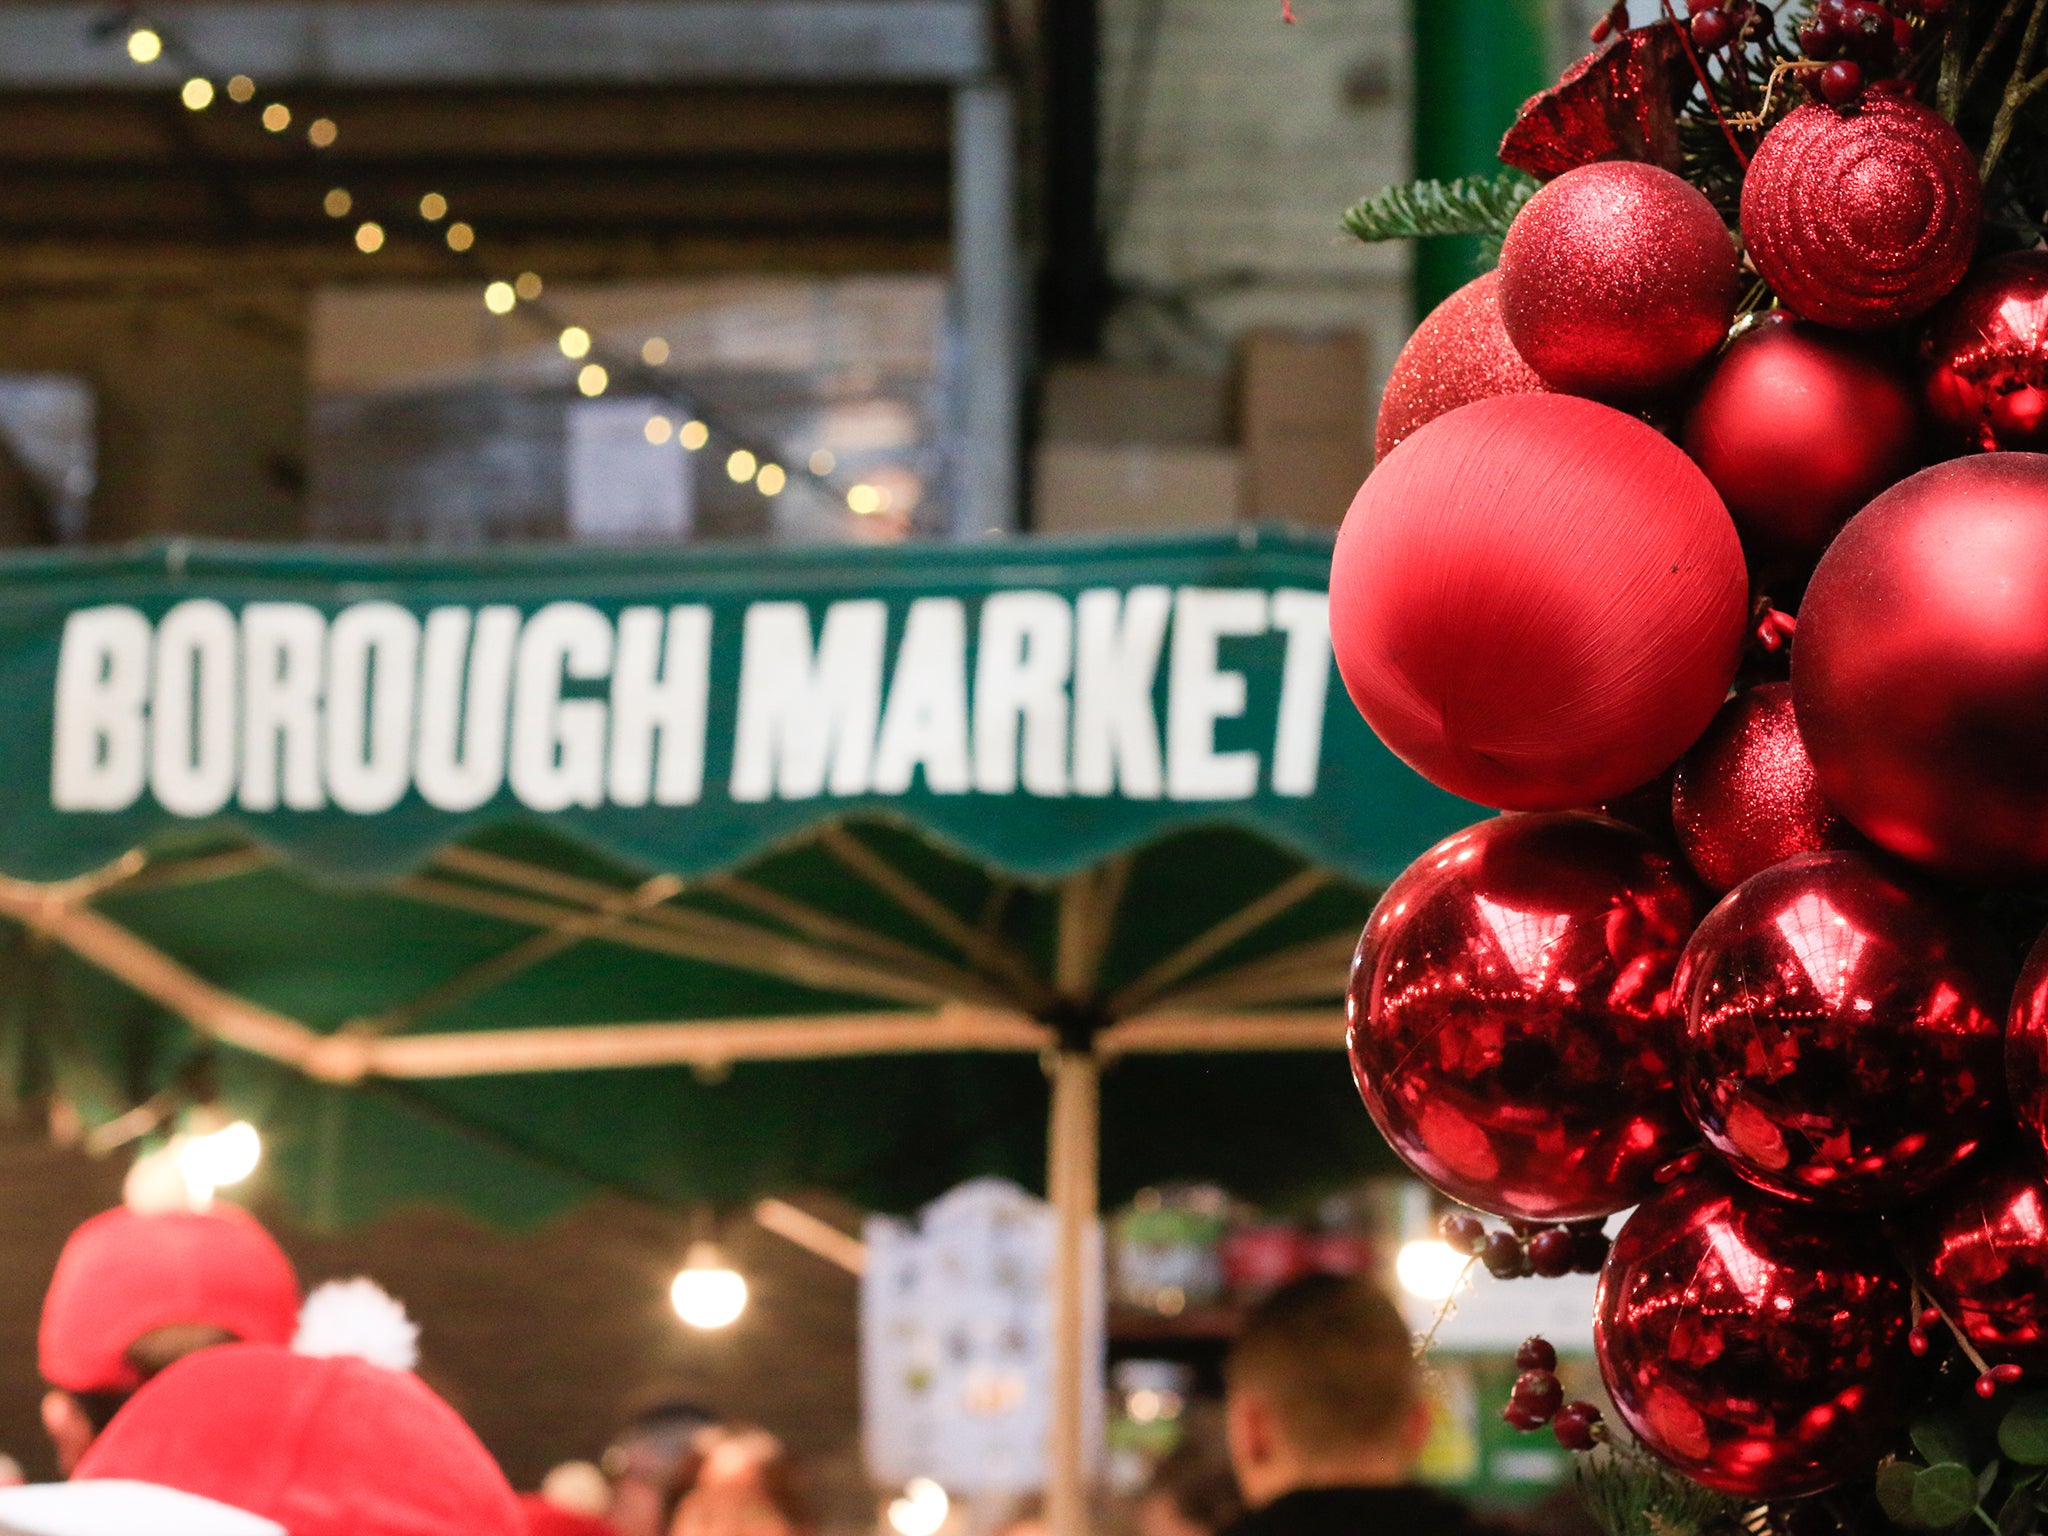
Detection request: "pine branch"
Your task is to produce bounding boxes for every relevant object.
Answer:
[1339,172,1539,244]
[1574,1448,1745,1536]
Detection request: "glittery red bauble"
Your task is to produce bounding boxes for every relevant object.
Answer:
[1374,272,1549,462]
[1901,1159,2048,1371]
[1924,252,2048,452]
[1677,851,2010,1209]
[2003,923,2048,1176]
[1681,314,1920,572]
[1741,91,1981,331]
[1497,161,1738,401]
[1596,1165,1912,1499]
[1346,812,1704,1222]
[1332,394,1748,811]
[1671,683,1855,894]
[1794,454,2048,880]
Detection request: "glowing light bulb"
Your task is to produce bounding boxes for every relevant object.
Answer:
[645,416,674,446]
[757,464,786,496]
[1395,1239,1470,1302]
[354,221,385,254]
[418,192,447,222]
[847,483,883,515]
[261,102,290,133]
[484,282,516,315]
[558,326,591,360]
[726,449,757,483]
[670,1243,747,1329]
[887,1479,949,1536]
[227,75,255,103]
[577,364,608,397]
[307,117,337,148]
[514,272,543,301]
[323,187,352,219]
[641,337,670,366]
[809,449,836,475]
[679,420,709,451]
[181,78,214,110]
[127,28,162,63]
[445,222,475,252]
[177,1120,261,1195]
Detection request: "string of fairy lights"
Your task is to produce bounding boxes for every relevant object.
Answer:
[113,11,902,525]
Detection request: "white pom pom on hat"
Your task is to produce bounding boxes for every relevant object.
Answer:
[291,1278,420,1373]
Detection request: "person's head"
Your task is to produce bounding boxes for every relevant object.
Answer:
[1137,1413,1243,1536]
[1222,1274,1428,1508]
[603,1399,718,1536]
[0,1342,523,1536]
[38,1204,300,1474]
[667,1428,808,1536]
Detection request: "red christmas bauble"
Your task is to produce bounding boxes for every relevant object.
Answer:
[1794,453,2048,879]
[1347,812,1703,1222]
[1681,313,1920,572]
[1677,851,2010,1208]
[1741,91,1981,331]
[1332,394,1748,811]
[1596,1165,1912,1499]
[1670,683,1856,893]
[1375,272,1549,462]
[1901,1159,2048,1371]
[2003,923,2048,1174]
[1924,252,2048,452]
[1498,161,1738,400]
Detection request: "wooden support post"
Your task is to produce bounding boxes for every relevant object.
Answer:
[1046,1049,1099,1536]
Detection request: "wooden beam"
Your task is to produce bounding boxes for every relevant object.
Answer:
[1105,867,1335,1016]
[1095,1009,1346,1057]
[753,1196,866,1275]
[1045,1051,1099,1536]
[342,1004,1054,1078]
[1142,931,1358,1012]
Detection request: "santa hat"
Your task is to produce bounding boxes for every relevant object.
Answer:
[0,1341,524,1536]
[39,1204,300,1394]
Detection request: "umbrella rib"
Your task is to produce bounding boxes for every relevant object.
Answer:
[815,826,1057,1010]
[1104,867,1336,1016]
[347,873,687,1038]
[705,875,1012,1006]
[1139,930,1359,1012]
[1095,1008,1346,1056]
[1055,855,1131,999]
[389,873,956,1007]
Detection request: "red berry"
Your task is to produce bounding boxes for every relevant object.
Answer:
[1996,1364,2026,1385]
[1569,1230,1611,1274]
[1908,1327,1931,1357]
[1892,14,1914,48]
[1502,1401,1547,1431]
[1481,1231,1527,1279]
[1978,1371,2002,1398]
[1553,1401,1603,1452]
[1440,1213,1486,1256]
[1527,1229,1575,1278]
[1820,59,1864,104]
[1515,1336,1558,1373]
[1692,8,1737,47]
[1920,1308,1943,1328]
[1510,1369,1564,1424]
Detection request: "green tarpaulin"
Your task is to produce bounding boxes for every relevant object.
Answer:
[0,528,1473,1225]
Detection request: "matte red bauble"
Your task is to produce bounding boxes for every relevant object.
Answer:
[1681,314,1920,571]
[1741,91,1981,331]
[1677,852,2010,1208]
[1347,812,1704,1222]
[1671,683,1855,894]
[1498,161,1739,400]
[1902,1159,2048,1371]
[1374,272,1549,462]
[2004,923,2048,1174]
[1924,252,2048,452]
[1332,394,1748,811]
[1596,1166,1912,1498]
[1794,453,2048,879]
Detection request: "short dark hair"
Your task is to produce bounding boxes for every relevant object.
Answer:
[71,1322,241,1431]
[1224,1274,1416,1455]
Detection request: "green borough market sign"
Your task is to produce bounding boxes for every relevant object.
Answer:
[1,529,1471,886]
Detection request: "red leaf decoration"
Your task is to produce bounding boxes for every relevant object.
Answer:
[1500,23,1693,181]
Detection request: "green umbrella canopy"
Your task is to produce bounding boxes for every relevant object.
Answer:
[0,530,1473,1226]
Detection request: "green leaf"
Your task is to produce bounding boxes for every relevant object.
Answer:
[1918,1413,1975,1469]
[1339,172,1539,244]
[2004,1396,2048,1465]
[2002,1486,2040,1536]
[1915,1462,1981,1529]
[1879,1461,1927,1526]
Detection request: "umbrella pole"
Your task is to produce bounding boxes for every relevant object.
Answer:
[1046,1048,1099,1536]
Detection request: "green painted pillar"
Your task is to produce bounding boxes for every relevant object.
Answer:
[1411,0,1551,319]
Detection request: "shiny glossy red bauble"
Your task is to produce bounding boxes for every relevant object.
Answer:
[1375,271,1549,462]
[1681,314,1919,571]
[1670,683,1856,894]
[1742,91,1981,330]
[2003,924,2048,1176]
[1901,1159,2048,1371]
[1499,161,1739,400]
[1676,851,2010,1208]
[1924,252,2048,452]
[1332,394,1749,811]
[1794,453,2048,879]
[1347,812,1704,1222]
[1595,1166,1912,1498]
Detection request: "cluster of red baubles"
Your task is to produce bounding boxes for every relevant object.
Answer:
[1340,76,2048,1507]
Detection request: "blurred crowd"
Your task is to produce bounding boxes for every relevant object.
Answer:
[0,1197,1525,1536]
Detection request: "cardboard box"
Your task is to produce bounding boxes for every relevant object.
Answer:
[1239,329,1371,528]
[1039,365,1231,447]
[1032,443,1243,535]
